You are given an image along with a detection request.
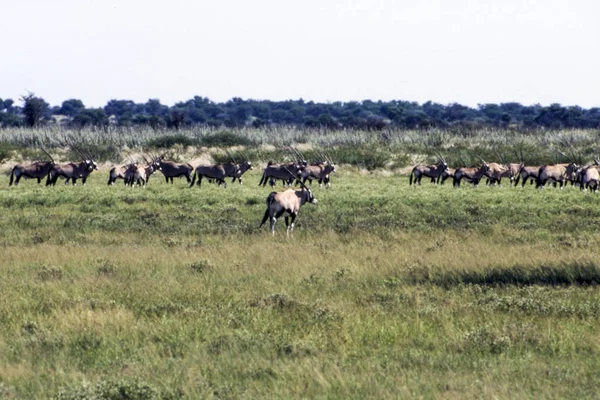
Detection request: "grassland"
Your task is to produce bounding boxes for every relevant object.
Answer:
[0,165,600,399]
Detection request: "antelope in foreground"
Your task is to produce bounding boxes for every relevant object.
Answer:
[409,155,449,186]
[46,149,98,186]
[9,149,55,186]
[259,172,317,236]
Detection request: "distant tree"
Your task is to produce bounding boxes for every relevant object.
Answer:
[72,108,108,128]
[60,99,85,117]
[4,99,15,113]
[167,108,187,130]
[21,92,49,127]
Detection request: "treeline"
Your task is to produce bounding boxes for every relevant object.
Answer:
[1,93,599,130]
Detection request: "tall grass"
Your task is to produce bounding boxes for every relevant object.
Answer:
[1,171,600,397]
[1,126,600,168]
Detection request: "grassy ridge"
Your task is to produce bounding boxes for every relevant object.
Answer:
[1,170,600,398]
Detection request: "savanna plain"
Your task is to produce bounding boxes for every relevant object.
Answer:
[1,129,600,399]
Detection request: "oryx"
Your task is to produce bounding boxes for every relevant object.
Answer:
[579,164,600,192]
[409,155,449,186]
[258,161,303,187]
[125,156,161,187]
[9,148,55,186]
[46,148,98,186]
[536,162,580,189]
[190,164,233,188]
[453,159,490,188]
[156,153,194,184]
[259,172,317,236]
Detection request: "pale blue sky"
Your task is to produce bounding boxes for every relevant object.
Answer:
[2,0,599,108]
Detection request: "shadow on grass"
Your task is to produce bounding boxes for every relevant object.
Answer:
[411,262,600,287]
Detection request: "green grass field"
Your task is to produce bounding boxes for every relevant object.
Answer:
[1,168,600,399]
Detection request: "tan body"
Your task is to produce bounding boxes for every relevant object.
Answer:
[46,160,98,186]
[536,163,579,189]
[515,165,542,187]
[579,165,600,192]
[438,168,455,185]
[409,161,449,185]
[108,164,134,185]
[301,163,336,188]
[158,160,193,184]
[259,187,317,235]
[9,161,54,186]
[190,164,231,187]
[453,164,490,188]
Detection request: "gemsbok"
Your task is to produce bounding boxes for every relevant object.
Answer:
[190,164,234,188]
[46,149,98,186]
[9,148,55,186]
[259,172,317,235]
[453,159,490,188]
[409,156,449,186]
[156,153,194,184]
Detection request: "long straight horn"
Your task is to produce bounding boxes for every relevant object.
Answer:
[225,149,237,164]
[40,148,55,164]
[476,155,487,164]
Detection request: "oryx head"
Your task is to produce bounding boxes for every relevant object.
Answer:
[75,147,97,171]
[477,156,490,174]
[304,187,317,204]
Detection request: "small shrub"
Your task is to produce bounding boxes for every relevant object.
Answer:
[0,141,17,163]
[54,378,174,400]
[147,134,196,148]
[201,130,256,147]
[97,260,118,276]
[37,265,63,281]
[188,260,212,274]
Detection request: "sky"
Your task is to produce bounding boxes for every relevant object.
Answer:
[2,0,599,109]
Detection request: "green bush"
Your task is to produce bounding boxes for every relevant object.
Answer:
[200,130,256,147]
[146,134,196,149]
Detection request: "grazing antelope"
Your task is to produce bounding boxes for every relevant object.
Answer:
[9,148,55,186]
[190,164,233,188]
[453,161,490,188]
[46,149,98,186]
[409,157,449,186]
[536,162,580,189]
[259,180,317,236]
[156,154,194,184]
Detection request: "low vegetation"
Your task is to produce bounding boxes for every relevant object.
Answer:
[0,166,600,398]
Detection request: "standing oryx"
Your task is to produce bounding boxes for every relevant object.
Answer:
[536,162,580,189]
[259,175,317,235]
[409,155,449,186]
[258,161,304,187]
[124,156,161,187]
[156,153,194,184]
[514,164,542,187]
[190,163,235,188]
[578,163,600,192]
[108,163,135,185]
[221,152,253,184]
[46,148,98,186]
[438,168,455,185]
[9,148,55,186]
[300,162,337,188]
[453,159,490,188]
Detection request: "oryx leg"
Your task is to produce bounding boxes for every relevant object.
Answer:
[37,178,41,184]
